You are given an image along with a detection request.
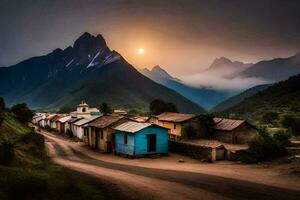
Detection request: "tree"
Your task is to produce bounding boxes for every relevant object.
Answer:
[149,99,178,115]
[198,114,215,138]
[58,106,72,114]
[261,111,279,124]
[11,103,34,124]
[99,102,112,114]
[280,114,300,136]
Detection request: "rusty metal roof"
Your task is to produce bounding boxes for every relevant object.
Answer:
[113,121,153,133]
[74,115,102,126]
[213,118,245,131]
[67,117,83,123]
[58,116,71,123]
[127,116,149,123]
[88,114,124,128]
[155,112,196,122]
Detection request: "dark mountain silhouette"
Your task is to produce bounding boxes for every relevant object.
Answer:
[239,52,300,82]
[0,32,205,114]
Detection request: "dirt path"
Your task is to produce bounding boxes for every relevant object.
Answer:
[41,130,300,200]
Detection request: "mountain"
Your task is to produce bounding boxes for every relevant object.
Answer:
[203,57,252,78]
[239,52,300,82]
[221,74,300,120]
[140,66,232,110]
[0,32,205,114]
[211,84,272,112]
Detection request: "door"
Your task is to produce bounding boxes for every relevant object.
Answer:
[216,148,225,160]
[147,134,156,152]
[95,128,100,149]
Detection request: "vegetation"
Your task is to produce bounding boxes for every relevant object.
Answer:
[149,99,178,115]
[58,106,73,114]
[99,102,112,114]
[0,97,5,113]
[239,128,291,163]
[11,103,34,124]
[280,114,300,136]
[181,114,215,139]
[0,99,124,200]
[261,111,279,124]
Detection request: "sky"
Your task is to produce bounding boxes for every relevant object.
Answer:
[1,0,300,77]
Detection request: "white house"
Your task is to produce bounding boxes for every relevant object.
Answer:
[73,115,101,139]
[70,101,100,119]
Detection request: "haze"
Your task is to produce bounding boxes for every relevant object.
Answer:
[1,0,300,77]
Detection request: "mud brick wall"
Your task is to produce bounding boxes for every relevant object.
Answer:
[169,140,213,161]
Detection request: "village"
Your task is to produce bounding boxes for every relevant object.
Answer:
[32,101,259,162]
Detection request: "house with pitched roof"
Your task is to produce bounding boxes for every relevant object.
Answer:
[85,114,126,152]
[113,121,169,157]
[148,112,200,139]
[70,100,100,119]
[73,115,102,139]
[213,118,258,144]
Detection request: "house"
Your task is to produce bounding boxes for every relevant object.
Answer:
[113,109,128,115]
[113,121,169,157]
[57,116,71,133]
[213,118,258,144]
[148,112,199,139]
[85,114,126,152]
[44,114,56,127]
[72,115,102,139]
[49,115,63,130]
[70,101,100,119]
[67,117,83,135]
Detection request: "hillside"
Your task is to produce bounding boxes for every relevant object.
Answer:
[0,32,204,114]
[140,66,231,110]
[221,74,300,120]
[211,84,271,112]
[240,52,300,82]
[0,112,126,200]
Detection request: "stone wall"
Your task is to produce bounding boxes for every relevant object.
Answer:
[169,140,213,161]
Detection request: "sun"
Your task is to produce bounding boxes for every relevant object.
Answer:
[138,48,145,55]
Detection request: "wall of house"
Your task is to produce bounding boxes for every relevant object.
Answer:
[134,127,168,155]
[214,123,258,144]
[76,126,84,139]
[115,131,135,155]
[151,119,182,137]
[234,124,258,144]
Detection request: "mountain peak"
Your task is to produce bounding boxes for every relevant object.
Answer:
[151,65,174,80]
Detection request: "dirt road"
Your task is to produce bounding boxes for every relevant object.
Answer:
[41,130,300,200]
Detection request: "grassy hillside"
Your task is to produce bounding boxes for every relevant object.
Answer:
[211,84,271,112]
[0,113,126,200]
[220,74,300,125]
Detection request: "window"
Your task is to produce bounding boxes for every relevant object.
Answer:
[100,130,104,139]
[173,123,177,129]
[82,108,86,112]
[124,134,128,144]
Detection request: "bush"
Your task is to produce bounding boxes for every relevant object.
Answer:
[0,97,5,114]
[0,139,15,165]
[280,114,300,136]
[20,132,45,158]
[261,111,278,124]
[149,99,178,115]
[11,103,34,124]
[239,128,289,163]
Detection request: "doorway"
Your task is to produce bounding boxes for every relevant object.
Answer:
[95,128,100,149]
[147,134,156,152]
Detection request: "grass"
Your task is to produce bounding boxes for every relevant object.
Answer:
[0,112,126,200]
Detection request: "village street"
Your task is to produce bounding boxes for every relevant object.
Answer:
[41,130,300,200]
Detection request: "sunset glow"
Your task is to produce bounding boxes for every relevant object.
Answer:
[138,48,145,55]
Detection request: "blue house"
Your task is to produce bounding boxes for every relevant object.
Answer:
[113,121,169,157]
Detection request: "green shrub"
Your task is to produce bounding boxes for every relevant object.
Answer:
[11,103,34,124]
[261,111,279,124]
[280,114,300,136]
[239,128,289,163]
[20,132,45,158]
[0,139,15,165]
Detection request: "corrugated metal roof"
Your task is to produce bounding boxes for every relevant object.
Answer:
[113,121,153,133]
[88,114,124,128]
[128,116,149,123]
[67,117,83,123]
[74,115,102,126]
[58,116,71,123]
[213,118,245,131]
[155,112,196,122]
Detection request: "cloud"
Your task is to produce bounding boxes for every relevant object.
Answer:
[179,73,270,91]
